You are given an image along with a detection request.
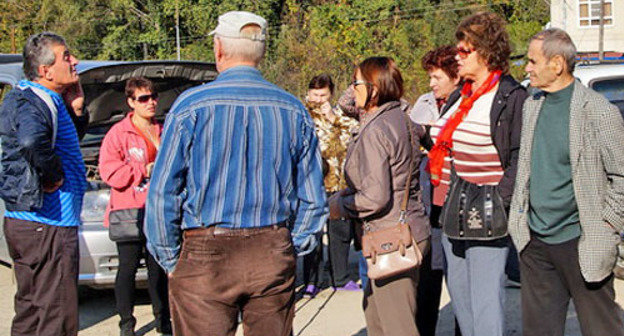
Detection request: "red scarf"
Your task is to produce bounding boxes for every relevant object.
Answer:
[428,70,502,186]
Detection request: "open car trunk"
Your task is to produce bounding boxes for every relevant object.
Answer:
[78,61,218,181]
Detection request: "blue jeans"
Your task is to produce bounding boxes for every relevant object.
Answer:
[442,234,508,336]
[358,250,369,290]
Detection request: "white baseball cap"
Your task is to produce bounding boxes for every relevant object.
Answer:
[209,11,267,41]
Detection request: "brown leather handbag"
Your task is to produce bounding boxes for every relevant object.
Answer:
[361,116,423,280]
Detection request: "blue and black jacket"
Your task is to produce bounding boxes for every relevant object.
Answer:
[0,87,88,211]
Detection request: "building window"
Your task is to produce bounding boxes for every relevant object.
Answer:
[579,0,613,27]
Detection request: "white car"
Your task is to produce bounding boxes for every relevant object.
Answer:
[0,60,218,288]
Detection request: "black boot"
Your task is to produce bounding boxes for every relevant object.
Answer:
[119,317,136,336]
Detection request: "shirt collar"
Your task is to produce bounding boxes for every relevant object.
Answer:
[216,66,263,81]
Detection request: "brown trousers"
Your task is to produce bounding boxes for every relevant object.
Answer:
[4,217,79,336]
[168,225,296,336]
[363,239,428,336]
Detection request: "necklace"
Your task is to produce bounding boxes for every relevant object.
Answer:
[140,125,160,150]
[132,115,160,150]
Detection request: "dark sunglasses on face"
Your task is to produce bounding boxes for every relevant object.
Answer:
[351,80,369,87]
[133,92,159,103]
[456,46,475,59]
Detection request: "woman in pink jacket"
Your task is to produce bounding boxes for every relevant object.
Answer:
[99,77,171,336]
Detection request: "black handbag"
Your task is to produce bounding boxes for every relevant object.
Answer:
[440,165,508,240]
[108,208,145,243]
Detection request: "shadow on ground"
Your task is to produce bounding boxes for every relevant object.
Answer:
[78,286,154,332]
[351,327,367,336]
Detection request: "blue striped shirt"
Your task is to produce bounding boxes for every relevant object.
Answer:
[145,66,328,272]
[5,81,86,226]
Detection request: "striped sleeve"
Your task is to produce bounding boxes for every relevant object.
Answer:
[144,109,193,273]
[291,112,328,256]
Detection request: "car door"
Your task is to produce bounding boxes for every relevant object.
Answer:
[589,76,624,118]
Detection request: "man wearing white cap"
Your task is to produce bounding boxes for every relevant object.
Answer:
[144,11,328,336]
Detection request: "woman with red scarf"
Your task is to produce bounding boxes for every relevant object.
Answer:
[428,12,527,336]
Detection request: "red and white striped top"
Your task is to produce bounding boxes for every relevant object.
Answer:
[430,89,503,206]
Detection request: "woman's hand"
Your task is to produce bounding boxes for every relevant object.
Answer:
[320,102,336,122]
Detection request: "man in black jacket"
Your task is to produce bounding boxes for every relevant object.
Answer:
[0,32,88,336]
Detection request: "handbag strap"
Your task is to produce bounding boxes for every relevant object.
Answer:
[399,113,417,223]
[363,112,417,231]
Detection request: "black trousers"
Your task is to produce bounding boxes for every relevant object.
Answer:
[520,235,624,336]
[115,241,170,329]
[416,248,444,336]
[303,218,355,287]
[4,217,79,336]
[417,205,462,336]
[328,218,354,287]
[302,233,323,287]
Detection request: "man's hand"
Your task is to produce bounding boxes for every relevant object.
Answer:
[63,82,85,116]
[328,191,344,220]
[43,178,64,193]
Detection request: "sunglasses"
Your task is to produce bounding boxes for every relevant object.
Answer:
[351,80,370,87]
[133,92,159,103]
[456,46,475,59]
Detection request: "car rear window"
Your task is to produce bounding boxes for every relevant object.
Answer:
[591,78,624,117]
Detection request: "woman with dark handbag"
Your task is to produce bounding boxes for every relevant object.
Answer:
[428,12,527,336]
[327,57,430,336]
[99,77,171,336]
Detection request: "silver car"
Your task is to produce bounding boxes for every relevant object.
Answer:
[0,60,217,288]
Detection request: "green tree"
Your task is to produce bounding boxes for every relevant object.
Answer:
[0,0,550,100]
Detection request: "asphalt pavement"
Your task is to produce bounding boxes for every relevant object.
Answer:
[1,251,624,335]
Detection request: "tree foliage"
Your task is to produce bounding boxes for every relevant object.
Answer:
[0,0,549,101]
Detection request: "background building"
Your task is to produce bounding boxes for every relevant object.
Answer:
[551,0,624,56]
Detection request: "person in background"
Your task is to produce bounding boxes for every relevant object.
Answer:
[410,46,460,127]
[429,12,527,336]
[410,45,461,336]
[302,74,360,297]
[144,11,327,336]
[328,56,430,336]
[0,32,88,336]
[99,77,171,336]
[509,27,624,336]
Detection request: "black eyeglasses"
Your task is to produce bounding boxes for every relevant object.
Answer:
[133,92,159,103]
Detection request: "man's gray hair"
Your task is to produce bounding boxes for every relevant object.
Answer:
[216,25,265,64]
[23,32,67,81]
[530,28,577,74]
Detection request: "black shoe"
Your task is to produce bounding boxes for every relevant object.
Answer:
[119,318,136,336]
[156,319,173,334]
